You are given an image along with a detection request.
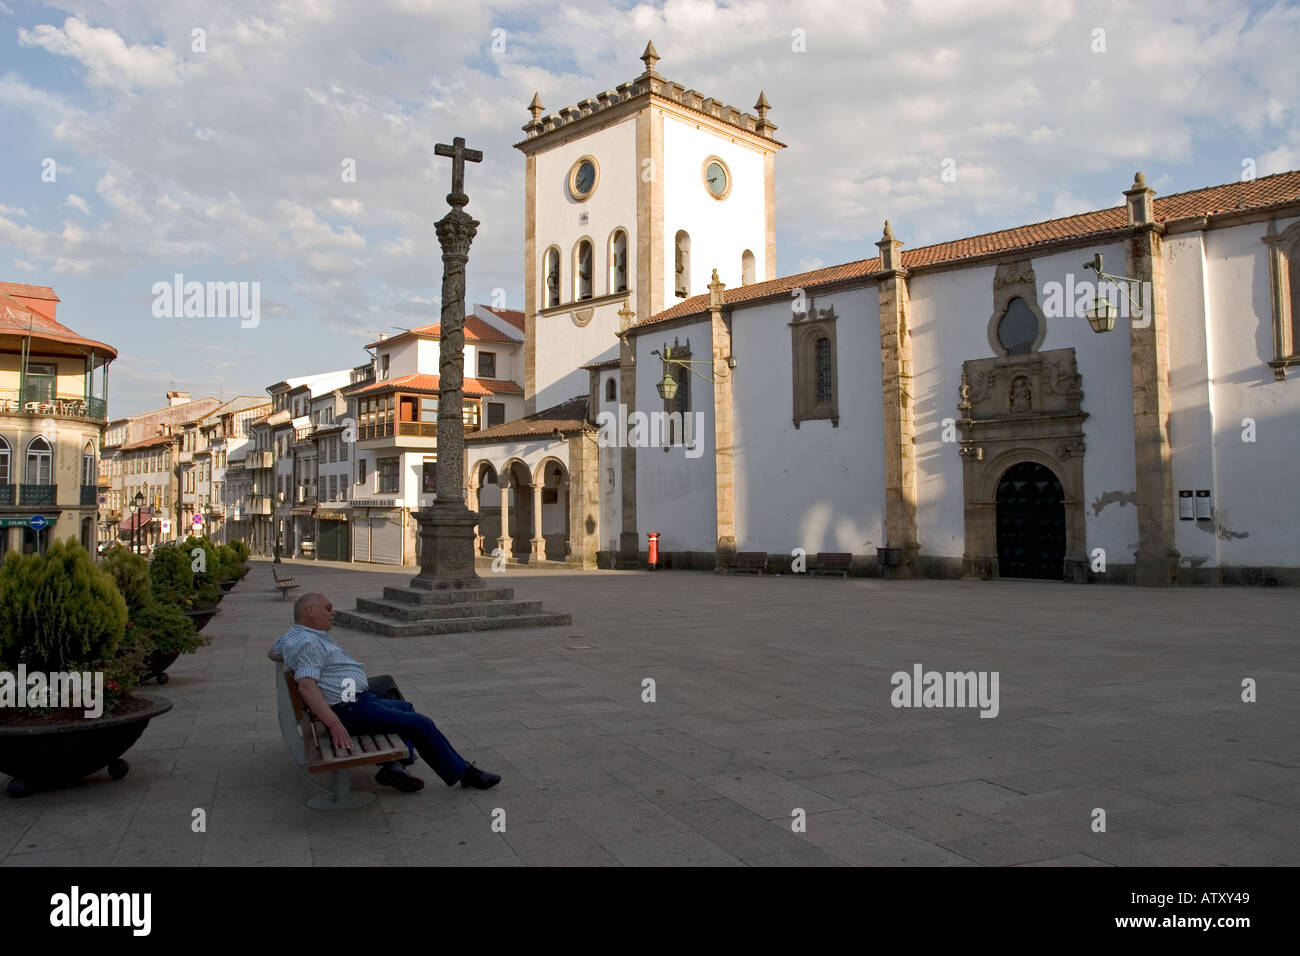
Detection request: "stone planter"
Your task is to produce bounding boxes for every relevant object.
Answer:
[143,649,182,684]
[219,578,237,593]
[185,607,221,632]
[0,695,173,797]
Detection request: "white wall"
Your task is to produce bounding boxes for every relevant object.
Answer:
[1199,215,1300,567]
[661,117,769,303]
[634,319,716,552]
[533,116,637,410]
[597,370,621,552]
[731,291,886,555]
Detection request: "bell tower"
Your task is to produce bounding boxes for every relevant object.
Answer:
[517,42,784,413]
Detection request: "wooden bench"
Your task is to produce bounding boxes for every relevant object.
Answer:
[731,551,768,575]
[812,552,853,578]
[273,567,300,599]
[275,663,410,809]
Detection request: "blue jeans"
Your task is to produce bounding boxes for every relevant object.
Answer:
[332,692,468,786]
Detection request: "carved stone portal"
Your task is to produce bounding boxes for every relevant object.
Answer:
[958,347,1089,582]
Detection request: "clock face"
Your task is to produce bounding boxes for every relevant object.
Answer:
[705,160,728,198]
[571,158,597,199]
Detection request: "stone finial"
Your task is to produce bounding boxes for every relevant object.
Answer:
[528,92,545,122]
[754,90,777,137]
[877,220,903,272]
[708,268,725,309]
[1125,170,1157,226]
[641,40,661,75]
[617,298,635,332]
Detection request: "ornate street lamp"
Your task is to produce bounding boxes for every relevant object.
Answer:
[1081,253,1144,333]
[652,341,729,400]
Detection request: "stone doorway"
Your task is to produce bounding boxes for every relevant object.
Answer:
[996,461,1066,580]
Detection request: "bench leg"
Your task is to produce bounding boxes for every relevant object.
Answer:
[307,770,377,810]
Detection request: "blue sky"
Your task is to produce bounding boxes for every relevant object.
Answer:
[1,0,1297,416]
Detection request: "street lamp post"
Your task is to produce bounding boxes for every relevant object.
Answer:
[132,491,145,555]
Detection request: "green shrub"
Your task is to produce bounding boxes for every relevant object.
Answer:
[195,576,222,610]
[228,539,250,564]
[130,602,207,656]
[101,544,152,614]
[0,540,128,674]
[149,543,195,608]
[182,534,224,582]
[216,544,245,581]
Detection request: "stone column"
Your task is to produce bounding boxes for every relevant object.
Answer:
[414,136,484,588]
[1124,172,1179,586]
[708,269,737,570]
[467,470,482,554]
[616,300,640,568]
[876,221,921,578]
[497,477,511,558]
[531,481,545,563]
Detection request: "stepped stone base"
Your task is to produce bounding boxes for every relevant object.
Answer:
[334,575,571,637]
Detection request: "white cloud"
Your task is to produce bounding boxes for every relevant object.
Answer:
[64,194,91,214]
[18,17,181,90]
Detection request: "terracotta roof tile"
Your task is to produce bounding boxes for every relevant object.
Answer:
[466,397,592,442]
[0,290,118,358]
[348,373,519,399]
[371,314,522,348]
[637,169,1300,330]
[482,305,525,331]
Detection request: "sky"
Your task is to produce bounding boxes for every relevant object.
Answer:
[1,0,1297,417]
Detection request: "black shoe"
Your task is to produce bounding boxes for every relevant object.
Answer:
[376,765,425,792]
[459,762,501,790]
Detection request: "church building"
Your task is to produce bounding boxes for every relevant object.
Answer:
[465,43,1300,586]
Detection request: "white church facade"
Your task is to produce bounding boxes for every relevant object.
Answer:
[465,43,1300,586]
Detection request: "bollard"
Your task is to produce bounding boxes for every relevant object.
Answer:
[647,531,659,570]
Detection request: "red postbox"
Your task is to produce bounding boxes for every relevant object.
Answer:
[647,532,659,569]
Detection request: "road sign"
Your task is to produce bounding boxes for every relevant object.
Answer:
[192,514,203,525]
[29,514,47,531]
[161,519,172,535]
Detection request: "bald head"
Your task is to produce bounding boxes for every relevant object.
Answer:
[294,593,334,630]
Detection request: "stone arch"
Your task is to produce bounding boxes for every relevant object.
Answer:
[469,459,499,554]
[532,456,570,562]
[497,458,533,560]
[987,260,1048,357]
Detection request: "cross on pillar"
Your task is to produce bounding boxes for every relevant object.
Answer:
[434,136,483,205]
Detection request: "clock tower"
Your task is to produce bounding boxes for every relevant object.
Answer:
[516,41,784,412]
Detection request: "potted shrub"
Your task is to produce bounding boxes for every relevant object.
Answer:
[150,543,221,631]
[103,545,209,684]
[216,544,244,591]
[0,540,173,797]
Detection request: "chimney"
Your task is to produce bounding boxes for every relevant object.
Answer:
[167,391,191,407]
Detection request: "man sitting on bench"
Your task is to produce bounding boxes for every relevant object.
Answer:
[267,592,500,793]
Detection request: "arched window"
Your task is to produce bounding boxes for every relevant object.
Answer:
[0,436,9,485]
[674,231,690,298]
[26,436,52,485]
[995,297,1040,355]
[815,337,833,404]
[575,239,593,300]
[82,441,96,487]
[605,377,617,402]
[609,229,628,294]
[741,249,756,286]
[543,246,561,308]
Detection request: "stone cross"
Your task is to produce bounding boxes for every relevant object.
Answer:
[434,137,482,205]
[415,135,485,587]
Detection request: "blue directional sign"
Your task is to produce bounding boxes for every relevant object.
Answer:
[29,514,48,531]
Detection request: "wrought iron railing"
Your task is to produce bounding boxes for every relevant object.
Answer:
[20,484,56,506]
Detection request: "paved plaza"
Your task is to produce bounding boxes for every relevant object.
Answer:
[1,560,1297,867]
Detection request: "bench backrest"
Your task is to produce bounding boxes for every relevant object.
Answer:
[274,663,311,767]
[817,552,852,568]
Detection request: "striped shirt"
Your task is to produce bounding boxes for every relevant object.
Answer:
[272,624,369,706]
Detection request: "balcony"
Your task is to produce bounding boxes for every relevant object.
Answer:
[245,450,274,469]
[20,484,56,506]
[358,422,394,440]
[293,425,316,444]
[80,484,98,506]
[0,484,13,506]
[248,496,272,515]
[397,421,438,438]
[0,389,108,422]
